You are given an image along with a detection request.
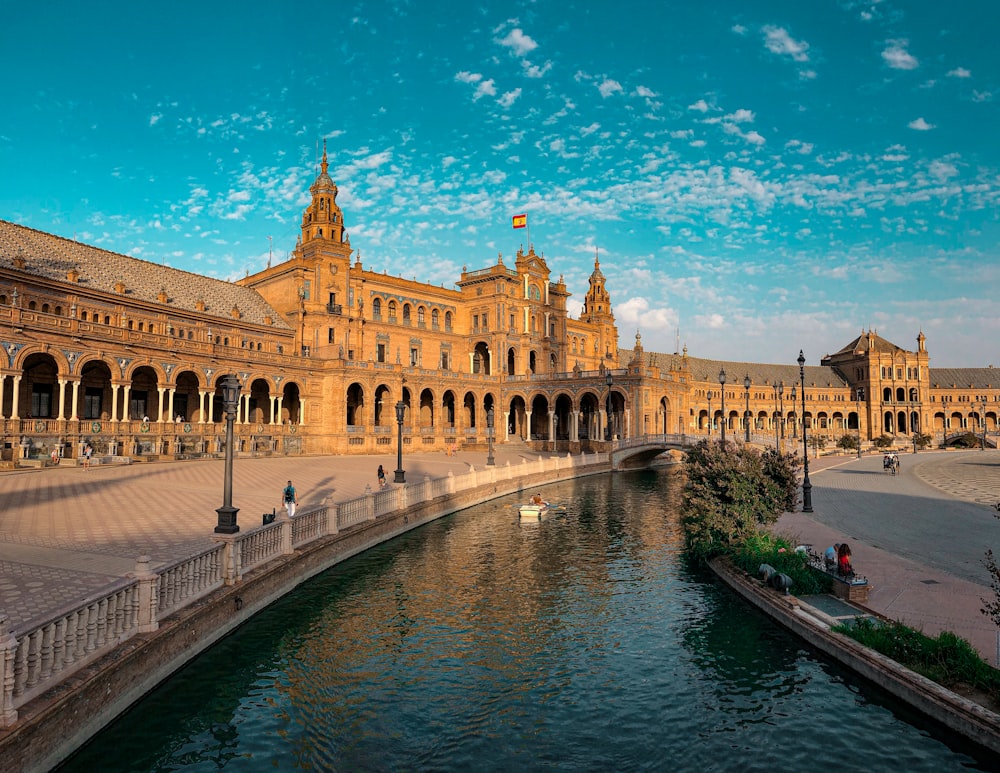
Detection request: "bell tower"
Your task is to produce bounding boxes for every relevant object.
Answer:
[582,251,618,363]
[298,140,352,263]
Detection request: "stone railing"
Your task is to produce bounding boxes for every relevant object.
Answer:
[0,451,610,728]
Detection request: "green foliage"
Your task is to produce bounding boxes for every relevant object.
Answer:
[836,433,859,450]
[952,432,981,448]
[807,435,827,453]
[912,432,933,450]
[872,434,895,449]
[730,532,833,595]
[835,618,1000,699]
[982,548,1000,629]
[681,440,800,561]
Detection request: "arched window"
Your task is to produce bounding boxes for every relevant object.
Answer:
[403,304,411,322]
[41,303,50,313]
[372,298,382,318]
[432,308,440,329]
[28,301,37,311]
[883,387,892,401]
[445,311,453,331]
[417,306,425,325]
[388,300,397,320]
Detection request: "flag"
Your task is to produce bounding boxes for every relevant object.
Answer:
[512,213,527,229]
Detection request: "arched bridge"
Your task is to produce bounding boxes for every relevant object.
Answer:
[610,434,692,470]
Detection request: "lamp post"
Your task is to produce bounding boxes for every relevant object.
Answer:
[707,391,713,436]
[394,400,406,483]
[486,407,495,466]
[798,350,813,513]
[982,401,988,451]
[214,374,241,534]
[790,385,798,438]
[856,392,863,459]
[605,371,613,441]
[776,381,784,452]
[718,368,727,445]
[743,374,751,443]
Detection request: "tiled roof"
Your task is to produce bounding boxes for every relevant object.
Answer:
[650,352,848,389]
[0,219,291,330]
[928,368,1000,390]
[828,332,908,357]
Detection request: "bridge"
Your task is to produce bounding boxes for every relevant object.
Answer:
[610,433,692,469]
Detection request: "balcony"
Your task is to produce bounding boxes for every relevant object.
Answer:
[326,303,343,315]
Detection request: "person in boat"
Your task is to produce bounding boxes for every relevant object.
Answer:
[530,493,546,506]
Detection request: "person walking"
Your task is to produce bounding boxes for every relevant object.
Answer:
[377,464,387,489]
[282,480,298,517]
[82,443,93,470]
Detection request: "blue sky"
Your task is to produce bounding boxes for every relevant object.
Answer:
[3,1,999,367]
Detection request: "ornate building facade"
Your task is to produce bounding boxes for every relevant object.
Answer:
[1,150,997,463]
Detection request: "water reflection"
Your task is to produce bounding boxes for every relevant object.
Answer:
[63,469,990,771]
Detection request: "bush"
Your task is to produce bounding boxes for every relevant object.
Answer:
[872,434,895,450]
[730,532,833,596]
[912,432,933,450]
[835,618,1000,699]
[681,440,799,562]
[953,432,981,448]
[836,433,859,451]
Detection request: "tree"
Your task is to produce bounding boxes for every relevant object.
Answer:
[912,432,933,450]
[681,440,800,561]
[953,432,980,448]
[873,434,895,450]
[836,433,859,451]
[807,434,828,457]
[982,510,1000,629]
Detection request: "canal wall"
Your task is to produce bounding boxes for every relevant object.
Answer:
[710,557,1000,757]
[0,453,611,772]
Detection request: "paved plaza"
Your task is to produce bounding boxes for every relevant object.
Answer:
[1,444,1000,662]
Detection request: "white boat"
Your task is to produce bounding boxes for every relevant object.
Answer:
[519,502,550,520]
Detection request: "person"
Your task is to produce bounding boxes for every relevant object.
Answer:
[282,480,298,517]
[82,443,93,470]
[531,493,545,506]
[50,448,60,466]
[824,543,840,572]
[837,543,853,578]
[377,464,386,489]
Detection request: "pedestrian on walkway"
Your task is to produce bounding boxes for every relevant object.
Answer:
[837,543,853,578]
[377,464,386,489]
[82,443,93,470]
[282,480,298,517]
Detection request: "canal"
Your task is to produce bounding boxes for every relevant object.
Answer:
[63,469,992,770]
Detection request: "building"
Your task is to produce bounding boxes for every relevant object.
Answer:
[1,150,997,463]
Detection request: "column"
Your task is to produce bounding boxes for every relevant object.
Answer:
[503,411,510,441]
[57,379,67,421]
[121,384,131,422]
[298,398,306,425]
[208,390,216,423]
[70,380,79,421]
[156,387,166,422]
[10,376,20,421]
[571,410,579,442]
[0,374,6,418]
[110,383,119,423]
[269,395,277,425]
[548,410,555,441]
[197,391,207,424]
[624,409,631,440]
[599,409,607,440]
[167,388,176,422]
[242,393,251,424]
[276,396,284,425]
[524,409,532,440]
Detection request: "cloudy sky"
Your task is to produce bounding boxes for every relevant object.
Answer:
[2,1,998,367]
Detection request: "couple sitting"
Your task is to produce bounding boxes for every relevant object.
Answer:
[824,542,853,577]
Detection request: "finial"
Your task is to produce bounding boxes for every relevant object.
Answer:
[321,138,329,173]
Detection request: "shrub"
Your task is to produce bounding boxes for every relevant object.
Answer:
[730,532,833,596]
[836,433,859,451]
[681,440,799,562]
[835,618,1000,699]
[872,434,894,450]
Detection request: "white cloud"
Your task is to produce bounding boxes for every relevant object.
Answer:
[496,28,538,57]
[522,60,552,78]
[498,89,522,108]
[580,122,601,136]
[617,296,676,330]
[474,79,497,101]
[725,108,755,123]
[635,85,657,98]
[763,25,810,62]
[908,117,935,131]
[598,78,623,98]
[947,67,971,78]
[882,40,919,70]
[149,114,162,127]
[688,99,711,112]
[731,24,747,36]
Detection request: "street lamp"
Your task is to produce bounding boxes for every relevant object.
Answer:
[982,401,988,451]
[790,385,798,438]
[743,374,751,443]
[774,381,784,452]
[856,392,863,459]
[214,374,241,534]
[707,391,713,436]
[394,400,406,483]
[798,350,813,513]
[718,368,727,445]
[486,406,495,466]
[605,371,613,441]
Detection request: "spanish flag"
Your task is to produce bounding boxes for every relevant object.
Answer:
[512,213,527,229]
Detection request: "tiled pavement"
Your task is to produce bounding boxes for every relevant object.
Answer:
[3,445,1000,663]
[776,449,1000,661]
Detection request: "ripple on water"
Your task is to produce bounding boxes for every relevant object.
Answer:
[62,471,992,772]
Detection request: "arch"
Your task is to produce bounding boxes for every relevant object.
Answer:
[463,391,477,430]
[431,307,440,329]
[529,394,550,440]
[882,387,892,402]
[883,410,894,433]
[402,303,411,323]
[78,359,114,421]
[372,297,382,319]
[508,394,527,439]
[388,300,398,321]
[417,306,426,326]
[420,388,435,429]
[128,366,161,421]
[444,310,453,331]
[529,350,537,374]
[374,384,392,427]
[246,377,272,423]
[507,347,516,376]
[472,342,491,375]
[554,393,573,441]
[895,387,905,402]
[20,352,60,419]
[896,410,907,434]
[346,383,365,427]
[442,390,457,428]
[172,370,201,422]
[909,387,918,401]
[281,381,302,424]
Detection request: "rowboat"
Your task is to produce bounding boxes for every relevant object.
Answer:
[518,502,550,520]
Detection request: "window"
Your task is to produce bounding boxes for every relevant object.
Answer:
[303,280,311,300]
[445,311,453,331]
[31,384,52,418]
[388,301,397,321]
[377,343,386,363]
[403,304,411,323]
[432,308,440,329]
[84,387,103,420]
[410,347,419,366]
[328,328,334,344]
[372,298,382,319]
[417,307,425,325]
[441,351,450,370]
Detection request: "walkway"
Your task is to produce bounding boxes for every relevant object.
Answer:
[775,449,1000,662]
[0,444,558,628]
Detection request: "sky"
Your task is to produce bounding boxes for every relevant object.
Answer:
[2,1,999,368]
